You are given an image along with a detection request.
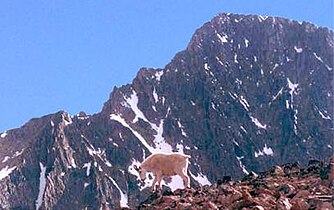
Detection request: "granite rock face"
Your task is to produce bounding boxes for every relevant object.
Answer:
[0,13,333,209]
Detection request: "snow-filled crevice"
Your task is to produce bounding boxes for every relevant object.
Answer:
[236,156,249,175]
[110,114,155,153]
[106,176,129,208]
[0,166,16,181]
[111,91,174,153]
[35,162,47,210]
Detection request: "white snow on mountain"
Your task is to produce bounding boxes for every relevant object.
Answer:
[236,156,249,175]
[36,162,47,210]
[250,116,267,129]
[124,90,149,123]
[0,131,7,138]
[155,70,164,81]
[83,162,92,176]
[0,166,16,181]
[110,114,155,153]
[189,171,211,186]
[216,33,228,44]
[107,176,129,208]
[313,52,323,63]
[255,144,274,157]
[294,46,303,53]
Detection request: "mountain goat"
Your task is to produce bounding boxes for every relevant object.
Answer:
[134,153,191,191]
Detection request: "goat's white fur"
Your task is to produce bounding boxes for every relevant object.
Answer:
[135,153,191,191]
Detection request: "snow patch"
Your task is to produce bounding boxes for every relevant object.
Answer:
[153,87,159,103]
[244,38,249,47]
[0,165,16,181]
[128,159,141,180]
[0,131,7,138]
[287,78,298,103]
[325,64,332,71]
[294,46,303,53]
[176,143,184,154]
[273,63,279,71]
[104,160,112,167]
[189,171,211,186]
[313,52,323,63]
[2,156,10,163]
[250,116,267,129]
[286,100,290,109]
[234,53,238,63]
[153,120,173,152]
[155,70,164,81]
[216,33,228,43]
[263,144,274,156]
[123,90,149,123]
[114,95,174,153]
[240,126,247,134]
[272,87,284,101]
[110,114,155,153]
[215,56,224,66]
[162,175,186,191]
[254,150,264,158]
[236,156,249,175]
[70,157,77,168]
[84,182,90,188]
[258,15,268,21]
[239,96,250,111]
[233,139,240,146]
[14,149,24,157]
[318,110,331,120]
[63,113,72,126]
[177,121,188,137]
[35,162,47,210]
[204,63,210,71]
[107,176,129,208]
[83,162,92,176]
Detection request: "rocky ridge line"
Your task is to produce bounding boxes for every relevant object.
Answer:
[137,158,334,210]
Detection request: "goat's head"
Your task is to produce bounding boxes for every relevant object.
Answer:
[134,165,147,181]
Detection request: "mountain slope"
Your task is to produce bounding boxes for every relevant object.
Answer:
[0,13,333,209]
[138,159,334,209]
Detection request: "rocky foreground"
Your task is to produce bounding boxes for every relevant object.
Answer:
[136,158,334,210]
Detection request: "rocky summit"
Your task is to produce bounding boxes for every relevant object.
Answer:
[0,13,333,209]
[138,158,334,210]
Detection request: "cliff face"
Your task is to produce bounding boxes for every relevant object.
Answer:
[0,13,333,209]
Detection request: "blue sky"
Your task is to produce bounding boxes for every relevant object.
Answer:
[0,0,333,132]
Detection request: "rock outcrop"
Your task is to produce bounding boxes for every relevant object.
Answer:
[138,159,334,209]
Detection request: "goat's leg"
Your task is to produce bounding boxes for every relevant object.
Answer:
[151,175,158,192]
[151,174,162,192]
[180,173,190,188]
[156,175,162,191]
